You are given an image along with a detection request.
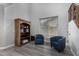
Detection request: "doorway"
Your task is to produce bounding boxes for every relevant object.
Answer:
[39,16,58,42]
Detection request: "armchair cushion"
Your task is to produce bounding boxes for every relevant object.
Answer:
[35,34,44,45]
[50,36,66,52]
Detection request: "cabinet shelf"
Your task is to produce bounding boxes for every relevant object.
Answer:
[15,18,31,47]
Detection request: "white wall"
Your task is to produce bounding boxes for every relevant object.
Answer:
[69,20,79,55]
[0,6,5,47]
[0,3,71,48]
[3,3,31,47]
[30,3,71,40]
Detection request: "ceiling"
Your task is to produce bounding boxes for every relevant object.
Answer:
[0,3,13,7]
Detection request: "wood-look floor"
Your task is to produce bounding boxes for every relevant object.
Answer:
[0,42,73,56]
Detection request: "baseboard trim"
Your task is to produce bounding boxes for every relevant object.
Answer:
[67,40,77,56]
[70,47,77,56]
[0,44,14,50]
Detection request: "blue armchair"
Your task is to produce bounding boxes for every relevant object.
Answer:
[50,36,66,52]
[35,34,44,45]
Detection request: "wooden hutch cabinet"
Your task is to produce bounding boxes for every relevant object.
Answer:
[15,18,31,47]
